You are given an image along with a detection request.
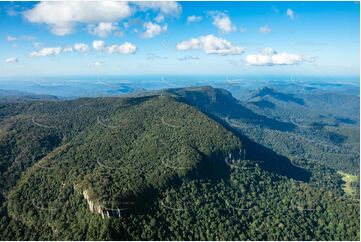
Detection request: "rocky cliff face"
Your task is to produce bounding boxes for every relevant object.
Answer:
[82,190,123,219]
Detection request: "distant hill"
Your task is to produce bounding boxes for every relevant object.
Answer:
[249,87,305,105]
[0,89,59,101]
[248,99,276,109]
[246,87,359,127]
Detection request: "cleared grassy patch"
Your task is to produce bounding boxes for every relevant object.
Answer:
[338,171,358,196]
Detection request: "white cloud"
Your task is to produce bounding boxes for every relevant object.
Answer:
[6,35,16,41]
[176,34,245,55]
[5,57,18,63]
[62,46,73,53]
[261,47,277,55]
[74,43,89,52]
[30,47,62,57]
[29,41,133,57]
[286,8,295,20]
[142,22,167,39]
[93,40,106,51]
[133,1,181,16]
[88,22,121,37]
[245,48,313,66]
[24,1,132,35]
[211,13,236,34]
[107,42,137,54]
[271,53,304,65]
[246,54,272,66]
[259,25,272,33]
[178,56,200,61]
[92,40,136,54]
[187,15,202,24]
[154,14,165,23]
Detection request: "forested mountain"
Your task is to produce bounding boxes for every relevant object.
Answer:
[0,87,359,240]
[0,89,59,101]
[165,86,359,174]
[249,87,305,105]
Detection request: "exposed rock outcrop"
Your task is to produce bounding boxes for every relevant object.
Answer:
[82,190,123,219]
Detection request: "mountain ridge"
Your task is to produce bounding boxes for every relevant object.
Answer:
[0,86,359,240]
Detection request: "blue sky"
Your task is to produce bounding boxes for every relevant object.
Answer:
[0,1,359,77]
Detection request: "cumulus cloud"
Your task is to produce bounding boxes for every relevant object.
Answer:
[74,43,89,52]
[88,22,121,37]
[24,1,132,35]
[211,12,236,34]
[6,35,16,41]
[259,25,272,33]
[178,55,200,61]
[245,47,313,66]
[92,40,136,54]
[107,43,137,54]
[187,15,202,24]
[142,22,167,39]
[134,1,182,16]
[286,8,295,20]
[93,40,106,51]
[30,47,62,57]
[5,57,18,63]
[29,43,89,57]
[176,34,245,55]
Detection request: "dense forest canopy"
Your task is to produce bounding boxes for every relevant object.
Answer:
[0,86,359,240]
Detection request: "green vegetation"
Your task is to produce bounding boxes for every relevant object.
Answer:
[338,171,359,197]
[0,87,359,240]
[241,87,360,173]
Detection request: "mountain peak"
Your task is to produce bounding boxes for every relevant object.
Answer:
[251,86,305,105]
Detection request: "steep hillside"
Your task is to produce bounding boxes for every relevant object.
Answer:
[161,86,360,191]
[242,88,360,173]
[0,89,359,240]
[8,95,242,221]
[165,86,296,131]
[249,87,305,105]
